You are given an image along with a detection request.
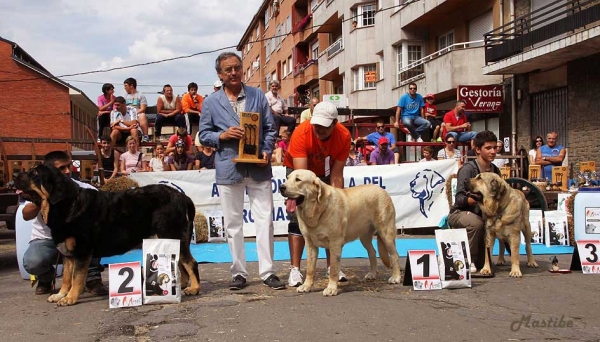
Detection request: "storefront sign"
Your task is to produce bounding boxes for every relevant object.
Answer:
[457,85,503,113]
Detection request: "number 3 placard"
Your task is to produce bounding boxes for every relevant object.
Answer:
[576,240,600,274]
[109,262,143,308]
[406,250,442,290]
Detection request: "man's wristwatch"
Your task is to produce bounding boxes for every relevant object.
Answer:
[543,157,547,161]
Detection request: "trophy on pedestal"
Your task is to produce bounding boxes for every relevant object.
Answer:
[232,112,267,164]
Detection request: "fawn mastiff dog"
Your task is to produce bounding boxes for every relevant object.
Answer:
[15,165,201,306]
[468,172,539,277]
[280,169,402,296]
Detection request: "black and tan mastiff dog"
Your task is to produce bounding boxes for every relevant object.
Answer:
[15,165,201,306]
[468,172,539,277]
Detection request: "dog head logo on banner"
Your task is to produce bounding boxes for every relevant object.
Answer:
[410,169,446,218]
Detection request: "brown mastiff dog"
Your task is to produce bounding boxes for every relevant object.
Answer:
[280,169,402,296]
[468,172,539,277]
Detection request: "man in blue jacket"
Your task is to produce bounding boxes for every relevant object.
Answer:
[199,52,284,291]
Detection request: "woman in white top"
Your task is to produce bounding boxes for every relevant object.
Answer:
[529,135,544,165]
[437,134,462,160]
[148,143,168,172]
[120,136,147,174]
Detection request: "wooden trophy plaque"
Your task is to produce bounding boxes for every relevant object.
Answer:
[580,161,596,173]
[232,112,267,164]
[528,165,541,181]
[552,166,568,191]
[499,166,511,180]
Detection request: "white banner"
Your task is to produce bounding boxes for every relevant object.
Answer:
[130,160,458,237]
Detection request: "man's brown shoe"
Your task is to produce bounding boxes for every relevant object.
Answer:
[86,279,108,296]
[35,281,53,295]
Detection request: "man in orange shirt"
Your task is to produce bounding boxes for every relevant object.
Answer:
[283,101,352,287]
[181,82,204,136]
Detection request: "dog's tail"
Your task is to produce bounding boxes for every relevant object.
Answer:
[377,235,391,269]
[185,197,196,240]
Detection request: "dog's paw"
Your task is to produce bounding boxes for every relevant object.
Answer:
[183,286,200,296]
[480,267,493,276]
[495,258,506,266]
[56,296,78,306]
[527,261,539,268]
[388,275,401,284]
[47,293,66,303]
[364,272,377,281]
[509,268,523,278]
[322,286,338,297]
[297,284,312,293]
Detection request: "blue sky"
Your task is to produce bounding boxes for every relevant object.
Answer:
[0,0,262,103]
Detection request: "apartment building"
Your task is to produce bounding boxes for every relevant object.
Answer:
[483,0,600,165]
[237,0,333,108]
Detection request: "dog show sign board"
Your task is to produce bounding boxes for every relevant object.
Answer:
[575,240,600,274]
[108,262,143,309]
[403,250,442,290]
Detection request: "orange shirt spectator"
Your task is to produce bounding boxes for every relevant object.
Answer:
[181,93,203,114]
[283,121,351,177]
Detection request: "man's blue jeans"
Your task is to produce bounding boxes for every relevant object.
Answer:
[23,239,103,283]
[402,116,431,140]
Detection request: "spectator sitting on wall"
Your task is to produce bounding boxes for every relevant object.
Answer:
[355,117,400,163]
[369,137,395,165]
[266,79,296,134]
[166,127,194,155]
[168,139,195,171]
[120,136,147,174]
[394,82,430,142]
[109,96,140,150]
[148,143,168,172]
[424,93,442,142]
[99,135,120,180]
[123,77,150,143]
[180,82,204,135]
[97,83,115,141]
[437,134,463,160]
[154,84,183,142]
[442,100,477,149]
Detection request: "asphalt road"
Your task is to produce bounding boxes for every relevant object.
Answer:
[0,226,598,342]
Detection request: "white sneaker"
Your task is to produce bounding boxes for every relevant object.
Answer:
[470,263,477,273]
[327,266,348,282]
[406,135,414,142]
[288,266,303,287]
[417,136,423,143]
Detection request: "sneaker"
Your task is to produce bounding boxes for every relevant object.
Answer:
[288,266,303,287]
[229,275,247,290]
[141,135,150,143]
[86,279,108,296]
[263,274,285,290]
[470,263,477,274]
[436,137,443,142]
[406,135,414,142]
[327,267,348,282]
[416,137,423,143]
[35,280,53,295]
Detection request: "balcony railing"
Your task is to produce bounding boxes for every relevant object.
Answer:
[293,59,318,77]
[319,38,344,60]
[397,40,483,86]
[294,13,313,34]
[484,0,600,64]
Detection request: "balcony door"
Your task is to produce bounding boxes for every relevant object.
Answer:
[531,87,568,147]
[469,10,493,47]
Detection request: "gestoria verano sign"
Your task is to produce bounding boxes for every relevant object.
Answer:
[457,85,503,113]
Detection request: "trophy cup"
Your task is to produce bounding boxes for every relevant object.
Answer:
[232,112,267,164]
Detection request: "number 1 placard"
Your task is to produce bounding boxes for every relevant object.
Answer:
[109,262,143,308]
[406,250,442,290]
[576,240,600,274]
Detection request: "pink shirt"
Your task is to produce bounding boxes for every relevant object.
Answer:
[97,94,113,110]
[120,151,145,172]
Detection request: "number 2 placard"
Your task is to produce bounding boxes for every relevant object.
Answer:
[576,240,600,274]
[408,250,442,290]
[109,262,143,308]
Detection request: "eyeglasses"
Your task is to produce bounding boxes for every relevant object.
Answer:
[409,87,417,90]
[222,65,242,74]
[376,126,385,129]
[446,140,455,144]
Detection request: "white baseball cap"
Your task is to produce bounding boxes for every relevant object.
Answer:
[310,102,338,127]
[213,80,222,88]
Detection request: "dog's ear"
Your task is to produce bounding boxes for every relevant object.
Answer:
[314,177,323,203]
[492,178,507,200]
[490,178,506,201]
